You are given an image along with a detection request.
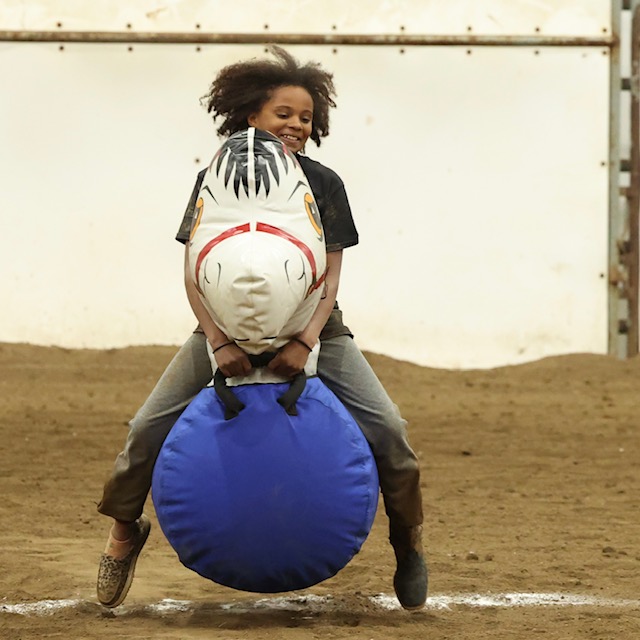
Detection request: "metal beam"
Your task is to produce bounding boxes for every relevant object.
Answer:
[0,30,616,47]
[624,3,640,355]
[609,0,625,357]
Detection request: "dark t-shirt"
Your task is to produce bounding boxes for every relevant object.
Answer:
[176,153,358,340]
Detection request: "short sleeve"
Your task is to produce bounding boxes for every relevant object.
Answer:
[297,155,359,253]
[175,170,206,244]
[321,182,359,253]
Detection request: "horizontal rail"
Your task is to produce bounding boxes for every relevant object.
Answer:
[0,30,617,47]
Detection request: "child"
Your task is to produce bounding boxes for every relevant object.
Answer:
[97,46,427,610]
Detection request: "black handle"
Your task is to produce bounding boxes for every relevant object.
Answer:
[213,368,246,420]
[213,353,307,420]
[276,371,306,416]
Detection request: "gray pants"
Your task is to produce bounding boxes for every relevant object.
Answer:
[98,332,423,529]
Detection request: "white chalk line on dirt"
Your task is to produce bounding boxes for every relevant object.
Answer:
[2,592,640,616]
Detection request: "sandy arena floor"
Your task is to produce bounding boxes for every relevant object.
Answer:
[1,342,639,639]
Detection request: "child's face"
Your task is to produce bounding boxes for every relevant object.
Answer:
[248,85,313,153]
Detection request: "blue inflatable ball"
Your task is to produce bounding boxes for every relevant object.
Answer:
[151,376,379,593]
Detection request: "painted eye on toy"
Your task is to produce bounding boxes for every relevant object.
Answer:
[190,197,205,241]
[304,193,323,240]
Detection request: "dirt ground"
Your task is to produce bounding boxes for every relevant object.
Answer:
[1,342,639,639]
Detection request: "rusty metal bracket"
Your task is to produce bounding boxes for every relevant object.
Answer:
[609,263,629,293]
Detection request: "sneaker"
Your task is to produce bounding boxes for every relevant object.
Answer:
[97,515,151,608]
[390,524,428,610]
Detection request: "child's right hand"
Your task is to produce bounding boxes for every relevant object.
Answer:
[211,342,252,378]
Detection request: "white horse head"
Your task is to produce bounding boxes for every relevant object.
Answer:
[189,128,327,357]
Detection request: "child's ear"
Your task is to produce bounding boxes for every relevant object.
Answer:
[247,114,257,127]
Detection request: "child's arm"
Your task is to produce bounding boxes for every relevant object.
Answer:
[268,250,343,377]
[184,247,252,377]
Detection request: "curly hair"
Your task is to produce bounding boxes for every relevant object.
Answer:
[201,46,336,147]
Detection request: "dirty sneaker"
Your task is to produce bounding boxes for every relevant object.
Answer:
[390,524,428,610]
[97,515,151,608]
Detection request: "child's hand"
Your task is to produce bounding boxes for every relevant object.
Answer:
[212,343,252,378]
[268,340,311,378]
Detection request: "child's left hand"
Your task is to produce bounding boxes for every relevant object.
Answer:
[268,341,311,378]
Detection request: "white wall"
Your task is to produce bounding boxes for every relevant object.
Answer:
[0,0,611,35]
[0,0,613,368]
